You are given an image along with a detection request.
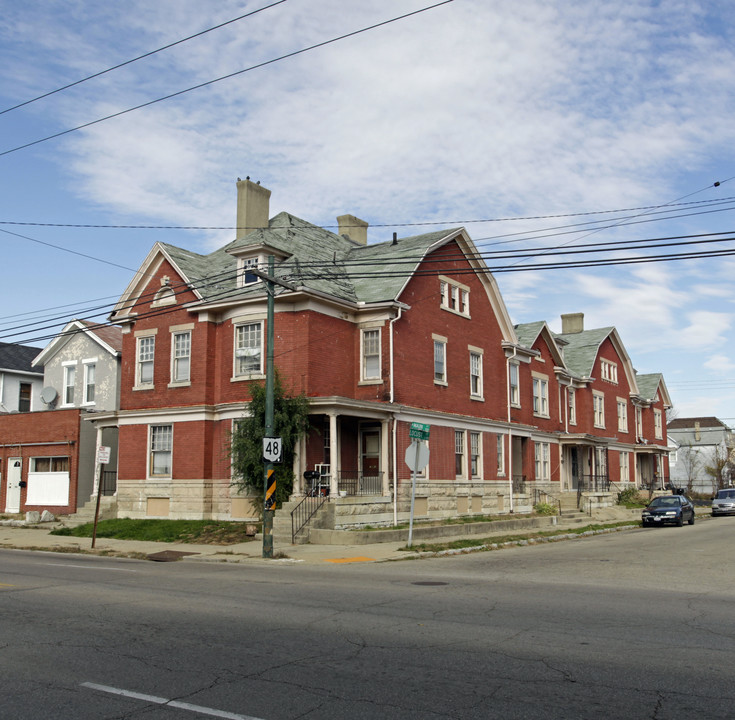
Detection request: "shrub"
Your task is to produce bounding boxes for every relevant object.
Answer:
[617,487,645,507]
[534,502,558,516]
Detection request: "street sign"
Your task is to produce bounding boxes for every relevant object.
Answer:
[405,440,430,472]
[262,437,283,463]
[409,422,430,441]
[97,446,111,464]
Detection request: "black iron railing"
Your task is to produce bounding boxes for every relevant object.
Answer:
[291,492,328,543]
[512,475,527,493]
[533,488,562,516]
[337,471,384,496]
[100,470,117,496]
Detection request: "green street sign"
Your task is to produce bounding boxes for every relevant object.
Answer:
[409,422,430,441]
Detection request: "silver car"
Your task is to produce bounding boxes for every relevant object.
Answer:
[712,488,735,516]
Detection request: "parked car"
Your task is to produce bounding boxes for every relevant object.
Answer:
[641,495,695,527]
[711,488,735,516]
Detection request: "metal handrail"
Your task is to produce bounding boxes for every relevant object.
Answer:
[337,471,384,496]
[291,491,328,544]
[533,488,562,516]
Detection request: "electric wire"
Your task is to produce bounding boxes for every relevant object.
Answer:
[0,1,289,116]
[0,1,454,158]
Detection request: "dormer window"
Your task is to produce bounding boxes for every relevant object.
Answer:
[238,256,263,287]
[439,276,470,317]
[600,359,618,384]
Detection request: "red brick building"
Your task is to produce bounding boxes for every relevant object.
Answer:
[105,179,670,523]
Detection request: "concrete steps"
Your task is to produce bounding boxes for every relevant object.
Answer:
[61,496,118,527]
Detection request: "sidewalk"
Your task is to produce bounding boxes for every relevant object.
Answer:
[0,508,644,565]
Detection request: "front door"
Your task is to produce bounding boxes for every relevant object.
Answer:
[5,457,22,513]
[570,448,579,490]
[360,429,380,494]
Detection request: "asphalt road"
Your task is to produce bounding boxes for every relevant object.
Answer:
[2,517,735,719]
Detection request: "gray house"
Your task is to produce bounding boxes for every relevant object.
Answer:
[32,319,123,499]
[0,342,44,413]
[667,416,734,493]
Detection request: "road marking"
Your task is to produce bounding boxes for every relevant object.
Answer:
[0,582,15,587]
[43,563,138,572]
[81,683,265,720]
[324,556,376,563]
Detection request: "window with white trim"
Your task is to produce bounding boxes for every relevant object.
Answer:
[439,276,470,317]
[620,451,630,483]
[600,359,618,384]
[238,257,262,287]
[635,406,643,437]
[171,331,192,383]
[149,425,173,477]
[234,322,263,376]
[532,375,549,417]
[595,447,607,478]
[470,432,481,478]
[654,409,663,439]
[593,392,605,428]
[361,328,381,381]
[136,336,155,387]
[509,362,520,407]
[617,398,628,432]
[568,388,577,425]
[455,430,465,478]
[469,349,483,398]
[83,363,96,404]
[497,434,505,475]
[63,364,76,405]
[434,338,447,384]
[534,442,550,481]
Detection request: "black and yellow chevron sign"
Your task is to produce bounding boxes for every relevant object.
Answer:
[265,468,276,510]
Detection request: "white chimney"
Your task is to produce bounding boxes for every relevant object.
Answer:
[561,313,584,334]
[337,214,368,245]
[236,178,271,239]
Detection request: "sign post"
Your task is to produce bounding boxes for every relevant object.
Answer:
[406,423,430,547]
[91,445,111,549]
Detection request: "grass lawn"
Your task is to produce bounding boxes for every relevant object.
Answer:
[50,518,260,545]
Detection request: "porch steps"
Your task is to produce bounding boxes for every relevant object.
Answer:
[273,499,335,545]
[60,496,118,527]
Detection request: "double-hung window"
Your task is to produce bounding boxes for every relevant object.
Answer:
[635,406,643,437]
[238,257,262,287]
[620,451,630,483]
[617,398,628,432]
[593,392,605,428]
[234,322,263,377]
[534,442,550,481]
[654,409,663,439]
[136,335,155,387]
[469,348,483,399]
[83,362,96,404]
[150,425,173,477]
[63,364,76,405]
[455,430,465,478]
[470,432,481,478]
[497,434,505,476]
[433,336,447,384]
[171,330,192,384]
[361,328,381,381]
[18,382,31,412]
[532,375,549,417]
[568,388,577,425]
[509,363,520,406]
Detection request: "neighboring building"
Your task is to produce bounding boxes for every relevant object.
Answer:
[0,321,122,515]
[103,178,671,524]
[668,416,734,493]
[0,341,44,413]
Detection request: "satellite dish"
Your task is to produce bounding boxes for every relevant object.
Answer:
[41,387,58,405]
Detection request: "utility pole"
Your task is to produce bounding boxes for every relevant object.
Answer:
[254,257,298,559]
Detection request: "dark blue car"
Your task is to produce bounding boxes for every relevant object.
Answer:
[641,495,695,527]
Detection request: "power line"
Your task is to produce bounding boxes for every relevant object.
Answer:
[0,1,289,116]
[0,1,454,158]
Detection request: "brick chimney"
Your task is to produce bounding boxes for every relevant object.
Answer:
[236,178,271,240]
[337,214,368,245]
[561,312,584,334]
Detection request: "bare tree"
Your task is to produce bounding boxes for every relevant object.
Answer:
[676,443,702,494]
[704,443,731,493]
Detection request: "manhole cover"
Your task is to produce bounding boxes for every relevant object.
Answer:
[411,581,448,586]
[147,551,199,562]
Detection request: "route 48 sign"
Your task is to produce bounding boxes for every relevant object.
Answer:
[262,437,283,464]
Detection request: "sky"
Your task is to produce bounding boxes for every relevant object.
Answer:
[1,0,734,422]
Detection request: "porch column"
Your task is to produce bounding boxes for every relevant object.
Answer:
[92,425,104,497]
[329,412,339,496]
[381,418,390,496]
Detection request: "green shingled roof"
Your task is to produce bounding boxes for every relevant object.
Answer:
[554,327,614,378]
[636,373,662,402]
[160,213,458,306]
[514,321,546,349]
